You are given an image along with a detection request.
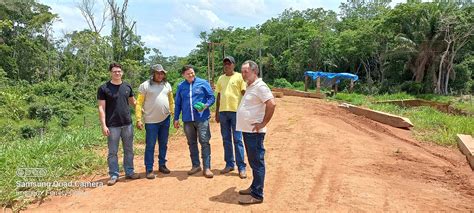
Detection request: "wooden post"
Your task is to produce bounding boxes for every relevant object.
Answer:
[316,77,321,93]
[304,76,308,92]
[349,79,354,93]
[207,43,211,83]
[331,78,337,95]
[211,44,215,84]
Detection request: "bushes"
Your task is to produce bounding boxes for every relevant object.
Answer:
[32,81,67,96]
[28,104,53,123]
[400,81,423,95]
[20,125,37,139]
[273,78,293,88]
[0,91,27,121]
[292,81,305,90]
[354,83,380,95]
[55,108,74,128]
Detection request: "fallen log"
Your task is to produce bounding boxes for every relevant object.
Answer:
[339,103,414,128]
[271,88,325,99]
[457,134,474,170]
[272,92,284,98]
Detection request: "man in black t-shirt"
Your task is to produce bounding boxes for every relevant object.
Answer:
[97,62,140,186]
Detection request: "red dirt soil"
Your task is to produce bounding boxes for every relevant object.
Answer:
[26,96,474,212]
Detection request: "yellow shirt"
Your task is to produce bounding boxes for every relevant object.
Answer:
[216,72,246,112]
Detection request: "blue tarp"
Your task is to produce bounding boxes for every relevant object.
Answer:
[304,71,358,84]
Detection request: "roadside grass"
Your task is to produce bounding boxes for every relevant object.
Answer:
[0,125,106,211]
[331,92,474,146]
[0,105,180,211]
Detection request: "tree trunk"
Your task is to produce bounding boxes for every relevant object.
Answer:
[437,41,450,94]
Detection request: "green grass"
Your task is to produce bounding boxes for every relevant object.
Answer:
[453,101,474,114]
[371,92,414,101]
[0,83,187,210]
[0,125,106,211]
[333,93,368,106]
[0,103,185,210]
[332,92,474,146]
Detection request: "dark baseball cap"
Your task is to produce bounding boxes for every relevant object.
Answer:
[223,56,235,64]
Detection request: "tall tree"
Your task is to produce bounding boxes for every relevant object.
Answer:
[77,0,109,34]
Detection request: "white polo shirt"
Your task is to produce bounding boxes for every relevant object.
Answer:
[236,78,274,133]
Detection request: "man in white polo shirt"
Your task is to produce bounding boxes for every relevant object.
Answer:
[236,60,276,205]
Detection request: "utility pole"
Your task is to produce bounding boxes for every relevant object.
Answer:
[259,32,262,79]
[207,42,225,87]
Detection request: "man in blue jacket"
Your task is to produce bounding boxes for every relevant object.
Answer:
[174,65,215,178]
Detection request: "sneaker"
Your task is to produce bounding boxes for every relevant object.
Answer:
[125,173,140,179]
[220,167,234,174]
[203,168,214,178]
[107,176,118,186]
[188,166,202,175]
[239,170,247,179]
[146,171,155,179]
[159,165,171,174]
[238,187,251,195]
[238,195,263,205]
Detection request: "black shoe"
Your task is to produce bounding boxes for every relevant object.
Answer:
[159,165,171,174]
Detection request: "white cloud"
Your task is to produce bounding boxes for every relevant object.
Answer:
[164,3,227,37]
[212,0,266,18]
[165,18,192,33]
[47,3,88,35]
[280,0,322,10]
[39,0,348,57]
[184,4,227,30]
[142,34,191,56]
[142,35,163,47]
[40,1,112,38]
[197,0,213,9]
[390,0,406,8]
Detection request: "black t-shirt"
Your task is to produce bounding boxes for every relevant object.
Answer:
[97,81,134,127]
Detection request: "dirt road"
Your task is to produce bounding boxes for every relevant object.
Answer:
[27,96,474,212]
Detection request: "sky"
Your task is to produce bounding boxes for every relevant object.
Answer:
[39,0,406,57]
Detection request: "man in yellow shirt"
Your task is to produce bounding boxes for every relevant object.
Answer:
[215,56,247,179]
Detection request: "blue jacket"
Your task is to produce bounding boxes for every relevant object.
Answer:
[174,77,215,122]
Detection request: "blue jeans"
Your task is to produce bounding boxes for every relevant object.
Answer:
[243,132,266,200]
[144,116,170,172]
[183,120,211,169]
[107,124,135,178]
[219,112,246,171]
